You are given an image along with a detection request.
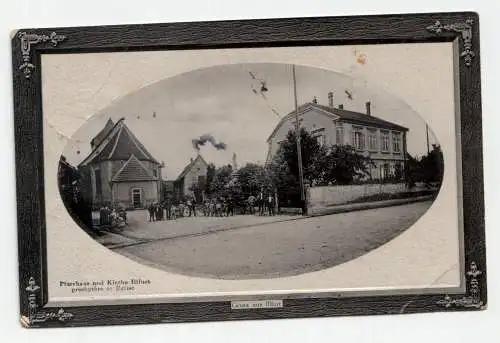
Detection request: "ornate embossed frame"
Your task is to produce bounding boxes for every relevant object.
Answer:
[11,11,486,328]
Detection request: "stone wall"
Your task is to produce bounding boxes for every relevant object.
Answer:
[308,183,407,208]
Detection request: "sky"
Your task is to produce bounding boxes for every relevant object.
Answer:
[64,63,438,180]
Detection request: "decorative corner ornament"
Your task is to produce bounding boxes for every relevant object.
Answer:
[437,262,484,309]
[18,31,66,79]
[24,277,73,326]
[426,19,475,66]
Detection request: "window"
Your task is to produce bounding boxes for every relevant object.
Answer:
[352,127,364,150]
[383,163,390,179]
[335,125,344,145]
[394,163,403,180]
[381,131,390,152]
[368,129,378,151]
[392,132,402,153]
[311,128,326,147]
[315,135,325,146]
[153,168,157,177]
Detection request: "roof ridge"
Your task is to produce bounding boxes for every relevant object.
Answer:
[108,124,124,159]
[311,103,408,130]
[79,118,124,167]
[266,102,408,143]
[176,154,208,181]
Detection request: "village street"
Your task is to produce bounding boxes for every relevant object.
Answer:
[110,200,432,279]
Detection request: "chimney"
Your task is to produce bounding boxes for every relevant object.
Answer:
[232,153,238,170]
[312,96,318,104]
[338,104,344,110]
[328,92,334,107]
[365,101,371,115]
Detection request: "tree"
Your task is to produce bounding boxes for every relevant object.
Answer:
[404,153,420,188]
[236,163,272,196]
[273,128,374,186]
[204,163,216,197]
[209,164,233,197]
[317,145,374,185]
[267,128,375,206]
[266,149,301,207]
[277,128,325,184]
[404,145,444,188]
[419,144,444,184]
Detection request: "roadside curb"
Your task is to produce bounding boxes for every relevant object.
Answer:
[308,195,435,217]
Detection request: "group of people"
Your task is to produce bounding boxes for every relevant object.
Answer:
[202,197,235,217]
[246,190,277,216]
[97,203,127,229]
[145,189,278,222]
[147,198,198,222]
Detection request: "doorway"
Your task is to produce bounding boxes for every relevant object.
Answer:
[132,188,142,208]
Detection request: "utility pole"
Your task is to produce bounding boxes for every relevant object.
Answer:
[426,123,430,154]
[292,65,306,214]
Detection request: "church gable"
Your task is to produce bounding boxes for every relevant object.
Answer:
[79,118,159,167]
[109,125,158,163]
[112,154,157,182]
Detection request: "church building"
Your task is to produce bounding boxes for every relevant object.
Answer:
[78,118,163,209]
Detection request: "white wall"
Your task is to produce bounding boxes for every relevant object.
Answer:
[183,158,208,196]
[309,183,407,207]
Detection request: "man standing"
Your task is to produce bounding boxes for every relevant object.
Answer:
[191,198,197,217]
[148,202,155,222]
[267,193,275,216]
[258,188,265,216]
[186,198,192,217]
[227,196,234,216]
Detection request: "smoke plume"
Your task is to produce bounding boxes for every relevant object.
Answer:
[192,134,227,151]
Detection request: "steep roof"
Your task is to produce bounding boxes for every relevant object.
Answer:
[176,154,208,181]
[266,102,409,142]
[90,118,114,148]
[79,118,160,167]
[112,154,158,182]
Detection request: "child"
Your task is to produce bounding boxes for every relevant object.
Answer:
[170,203,177,220]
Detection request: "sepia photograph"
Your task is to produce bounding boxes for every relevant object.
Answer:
[59,63,444,280]
[12,11,486,328]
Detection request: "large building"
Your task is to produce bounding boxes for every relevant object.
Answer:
[174,154,208,203]
[266,93,409,180]
[78,118,163,209]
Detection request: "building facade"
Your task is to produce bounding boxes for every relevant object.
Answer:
[78,118,163,209]
[266,95,409,180]
[174,154,208,203]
